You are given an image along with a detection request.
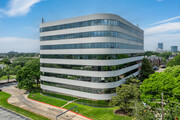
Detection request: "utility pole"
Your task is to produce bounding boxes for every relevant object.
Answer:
[161,93,164,120]
[135,99,137,118]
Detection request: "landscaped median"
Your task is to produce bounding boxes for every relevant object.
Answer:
[28,92,132,120]
[0,75,16,80]
[0,91,50,120]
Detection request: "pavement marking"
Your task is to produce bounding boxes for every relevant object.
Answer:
[61,98,79,108]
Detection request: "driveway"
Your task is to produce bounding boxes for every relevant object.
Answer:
[2,86,89,120]
[156,68,165,73]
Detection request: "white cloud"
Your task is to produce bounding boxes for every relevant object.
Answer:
[144,33,180,51]
[145,15,180,51]
[145,22,180,35]
[0,0,41,17]
[149,15,180,26]
[0,37,39,53]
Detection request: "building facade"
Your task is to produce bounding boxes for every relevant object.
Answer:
[147,57,163,66]
[171,46,178,52]
[158,43,163,50]
[40,14,144,101]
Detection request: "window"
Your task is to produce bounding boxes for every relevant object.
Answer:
[41,68,139,83]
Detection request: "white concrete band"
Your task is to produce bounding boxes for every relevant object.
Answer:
[40,37,143,46]
[40,14,142,33]
[41,84,116,100]
[40,63,141,77]
[40,49,144,55]
[40,25,143,40]
[41,71,139,89]
[40,56,143,66]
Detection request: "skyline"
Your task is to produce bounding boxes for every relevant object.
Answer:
[0,0,180,53]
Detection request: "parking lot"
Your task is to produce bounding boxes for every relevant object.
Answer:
[0,82,17,89]
[0,107,29,120]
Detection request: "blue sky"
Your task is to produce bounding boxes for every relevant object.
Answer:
[0,0,180,53]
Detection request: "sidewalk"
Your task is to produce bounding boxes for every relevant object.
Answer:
[0,79,16,84]
[3,86,90,120]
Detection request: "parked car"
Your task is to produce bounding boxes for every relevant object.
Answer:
[153,66,159,70]
[160,65,166,68]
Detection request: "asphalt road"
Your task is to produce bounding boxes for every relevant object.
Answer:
[0,82,17,89]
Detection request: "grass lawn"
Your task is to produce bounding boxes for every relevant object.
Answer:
[0,91,50,120]
[0,75,16,80]
[28,93,132,120]
[42,91,109,107]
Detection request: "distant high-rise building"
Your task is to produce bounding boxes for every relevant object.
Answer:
[171,46,178,52]
[8,51,18,54]
[158,43,163,49]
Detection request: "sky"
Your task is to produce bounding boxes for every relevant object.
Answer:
[0,0,180,53]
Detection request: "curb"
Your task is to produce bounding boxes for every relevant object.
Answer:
[6,95,51,120]
[27,97,93,120]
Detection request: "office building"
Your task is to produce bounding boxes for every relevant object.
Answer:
[171,46,178,52]
[158,43,163,50]
[40,14,144,101]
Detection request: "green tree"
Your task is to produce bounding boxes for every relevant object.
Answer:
[11,65,21,75]
[140,66,180,119]
[4,65,13,82]
[167,54,180,67]
[162,58,166,64]
[144,51,160,57]
[144,51,172,60]
[16,58,40,90]
[11,57,34,67]
[117,54,129,59]
[140,58,155,81]
[140,66,180,105]
[164,103,180,120]
[109,78,141,115]
[26,58,40,86]
[0,67,5,78]
[0,58,11,65]
[158,52,172,59]
[132,102,156,120]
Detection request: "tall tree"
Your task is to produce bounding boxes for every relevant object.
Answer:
[140,58,155,81]
[164,103,180,120]
[140,66,180,105]
[11,65,21,75]
[4,65,13,82]
[0,68,5,78]
[16,58,40,90]
[25,58,40,86]
[11,57,34,67]
[167,54,180,67]
[158,52,172,59]
[0,58,11,65]
[109,78,141,115]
